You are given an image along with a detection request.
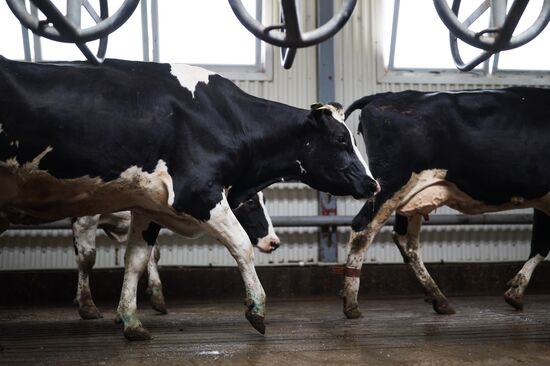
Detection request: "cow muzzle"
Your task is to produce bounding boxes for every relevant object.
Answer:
[352,176,380,199]
[256,235,281,253]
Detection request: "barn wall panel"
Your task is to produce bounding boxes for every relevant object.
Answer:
[0,1,539,270]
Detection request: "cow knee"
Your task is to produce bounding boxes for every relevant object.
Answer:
[234,243,254,264]
[77,247,97,272]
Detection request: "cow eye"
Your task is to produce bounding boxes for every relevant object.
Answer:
[337,135,347,146]
[245,199,256,207]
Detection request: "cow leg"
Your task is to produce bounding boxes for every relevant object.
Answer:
[146,243,167,314]
[117,213,158,341]
[72,215,103,320]
[504,209,550,310]
[392,214,455,315]
[201,195,266,334]
[342,202,393,319]
[505,255,545,310]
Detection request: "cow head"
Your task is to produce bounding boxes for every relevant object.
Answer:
[297,103,380,199]
[233,191,280,253]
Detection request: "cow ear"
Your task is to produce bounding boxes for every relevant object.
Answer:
[309,103,332,119]
[306,104,325,127]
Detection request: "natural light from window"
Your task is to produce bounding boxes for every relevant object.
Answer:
[0,0,258,66]
[157,1,257,65]
[389,0,550,72]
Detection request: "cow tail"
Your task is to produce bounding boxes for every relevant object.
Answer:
[344,95,379,120]
[345,95,380,136]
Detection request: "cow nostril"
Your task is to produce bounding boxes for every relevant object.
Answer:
[374,181,381,194]
[270,241,280,250]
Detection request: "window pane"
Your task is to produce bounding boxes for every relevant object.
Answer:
[157,1,257,65]
[38,0,142,61]
[0,1,26,60]
[393,0,489,70]
[102,0,143,61]
[497,0,550,71]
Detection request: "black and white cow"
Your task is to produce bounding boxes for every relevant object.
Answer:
[71,192,278,320]
[341,88,550,319]
[0,56,379,340]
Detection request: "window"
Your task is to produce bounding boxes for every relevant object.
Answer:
[0,0,269,80]
[0,1,27,60]
[377,0,550,84]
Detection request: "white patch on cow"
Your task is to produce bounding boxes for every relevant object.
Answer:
[72,215,101,318]
[396,170,550,217]
[154,160,175,206]
[206,191,253,260]
[319,104,375,180]
[505,253,545,305]
[117,159,175,207]
[9,140,19,148]
[296,160,307,174]
[0,155,180,223]
[170,64,215,98]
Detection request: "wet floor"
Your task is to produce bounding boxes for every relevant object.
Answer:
[1,295,550,365]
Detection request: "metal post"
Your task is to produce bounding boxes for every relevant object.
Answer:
[66,0,83,27]
[490,0,507,73]
[21,25,32,61]
[317,0,338,262]
[150,0,159,62]
[140,0,150,61]
[29,3,42,61]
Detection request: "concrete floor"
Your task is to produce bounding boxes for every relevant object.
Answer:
[1,296,550,365]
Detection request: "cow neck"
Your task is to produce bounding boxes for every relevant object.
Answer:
[227,97,309,208]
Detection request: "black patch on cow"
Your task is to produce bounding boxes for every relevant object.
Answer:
[142,222,161,246]
[233,195,269,245]
[70,218,79,255]
[529,209,550,258]
[394,214,408,236]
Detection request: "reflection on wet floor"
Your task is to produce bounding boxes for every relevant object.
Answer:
[1,296,550,365]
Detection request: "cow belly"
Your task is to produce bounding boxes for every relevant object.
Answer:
[0,161,174,221]
[396,170,550,217]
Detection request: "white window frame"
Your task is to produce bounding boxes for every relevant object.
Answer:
[374,0,550,86]
[10,0,272,81]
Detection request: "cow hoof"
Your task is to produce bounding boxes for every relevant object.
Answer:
[245,311,266,335]
[147,287,168,315]
[123,326,152,341]
[432,300,456,315]
[151,300,168,315]
[344,304,363,319]
[78,305,103,320]
[504,290,524,311]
